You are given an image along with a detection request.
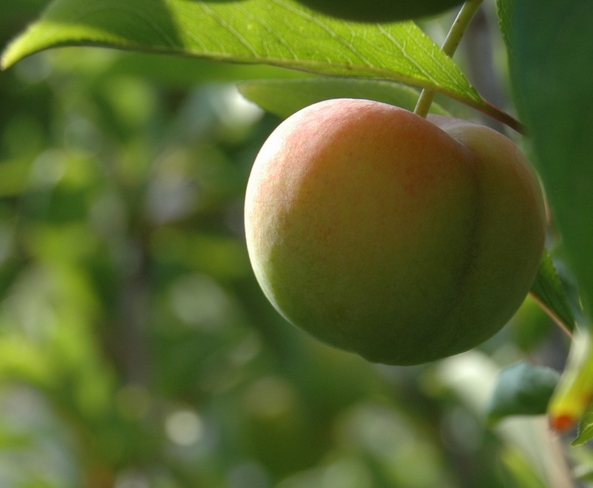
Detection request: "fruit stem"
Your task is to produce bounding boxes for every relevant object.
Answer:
[414,0,485,118]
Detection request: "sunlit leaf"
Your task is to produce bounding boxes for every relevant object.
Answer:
[1,0,519,129]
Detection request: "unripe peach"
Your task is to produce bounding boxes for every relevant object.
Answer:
[244,99,545,365]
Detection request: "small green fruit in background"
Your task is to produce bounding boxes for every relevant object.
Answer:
[244,99,546,365]
[295,0,464,22]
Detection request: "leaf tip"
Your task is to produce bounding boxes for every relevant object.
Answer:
[1,40,24,71]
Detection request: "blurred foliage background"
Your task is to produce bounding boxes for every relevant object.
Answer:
[0,2,589,487]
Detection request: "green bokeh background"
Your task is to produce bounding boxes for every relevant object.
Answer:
[0,3,586,487]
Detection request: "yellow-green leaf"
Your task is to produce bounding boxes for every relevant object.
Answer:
[1,0,519,129]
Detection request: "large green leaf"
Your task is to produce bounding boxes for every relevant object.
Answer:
[500,0,593,324]
[1,0,520,129]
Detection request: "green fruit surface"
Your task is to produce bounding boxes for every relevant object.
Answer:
[296,0,464,22]
[244,99,546,365]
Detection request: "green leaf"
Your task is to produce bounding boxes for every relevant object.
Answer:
[238,77,450,119]
[529,249,577,335]
[486,361,560,425]
[502,0,593,326]
[572,402,593,446]
[0,0,519,129]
